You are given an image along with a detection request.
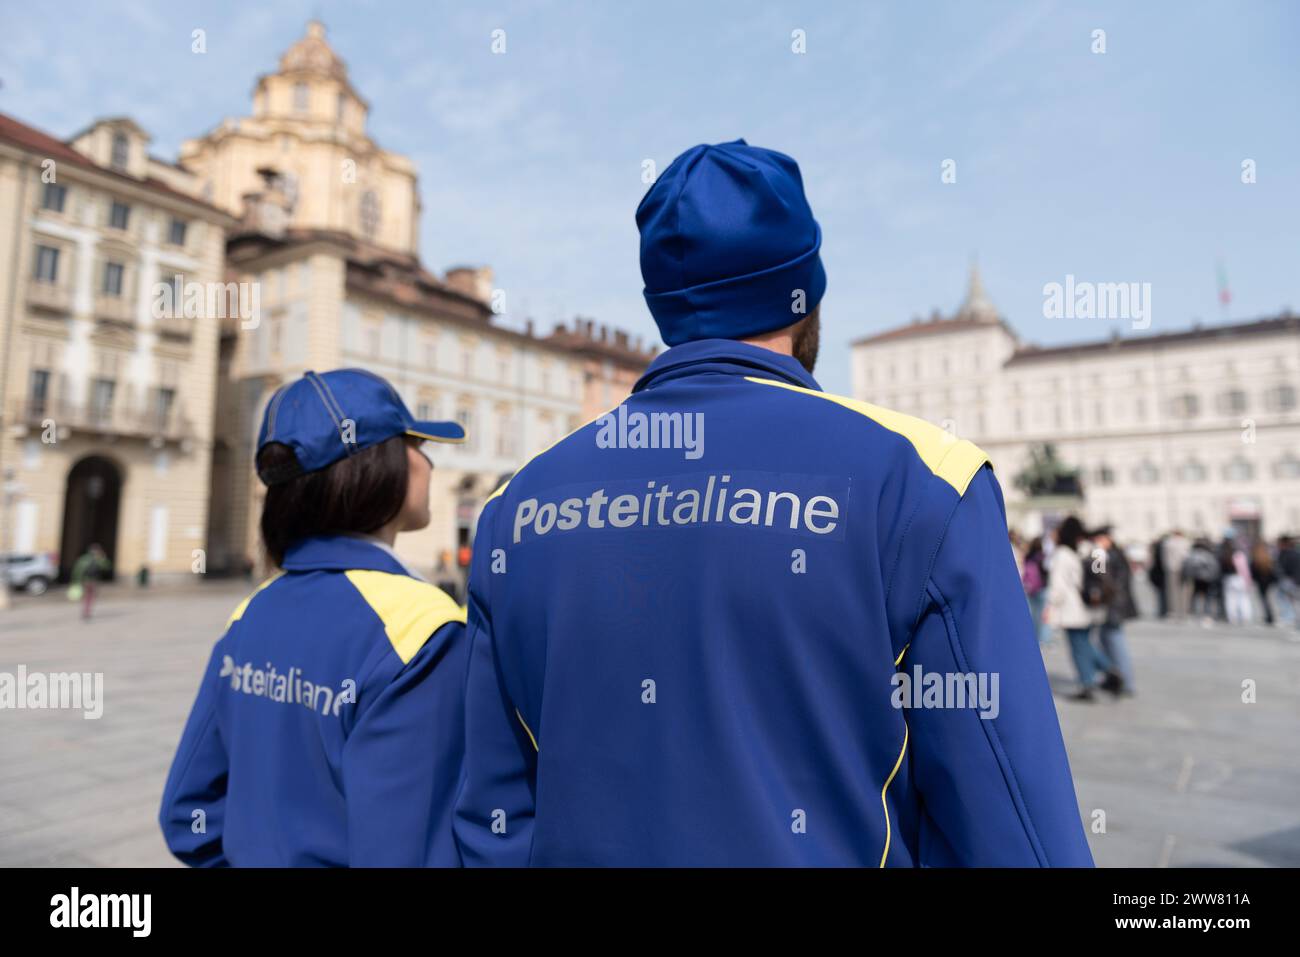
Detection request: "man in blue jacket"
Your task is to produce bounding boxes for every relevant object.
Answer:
[454,139,1094,866]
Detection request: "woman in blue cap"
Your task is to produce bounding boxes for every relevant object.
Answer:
[160,368,469,866]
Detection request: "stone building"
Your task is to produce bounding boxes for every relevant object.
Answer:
[851,267,1300,543]
[0,112,235,584]
[178,21,653,587]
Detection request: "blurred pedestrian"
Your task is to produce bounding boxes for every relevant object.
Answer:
[1046,516,1120,701]
[1162,529,1191,618]
[1148,534,1167,618]
[1275,535,1300,629]
[1249,540,1276,625]
[69,544,110,621]
[1221,530,1254,625]
[1022,536,1051,644]
[435,549,460,604]
[1087,527,1137,695]
[1183,538,1220,622]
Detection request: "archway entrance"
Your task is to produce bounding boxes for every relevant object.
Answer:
[59,456,122,582]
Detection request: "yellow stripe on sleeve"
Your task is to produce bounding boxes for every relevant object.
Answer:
[744,377,991,496]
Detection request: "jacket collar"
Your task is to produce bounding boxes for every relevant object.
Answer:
[281,533,416,578]
[633,338,822,394]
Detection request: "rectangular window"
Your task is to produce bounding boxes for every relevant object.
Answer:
[457,406,475,452]
[168,218,187,246]
[90,378,115,424]
[41,182,67,212]
[111,133,129,170]
[294,82,310,112]
[496,412,517,459]
[29,369,50,415]
[161,271,184,311]
[109,201,131,230]
[33,245,60,282]
[153,386,176,429]
[102,261,125,296]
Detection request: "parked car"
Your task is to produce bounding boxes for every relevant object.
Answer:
[4,552,58,595]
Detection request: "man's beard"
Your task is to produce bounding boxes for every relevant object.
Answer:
[792,310,821,374]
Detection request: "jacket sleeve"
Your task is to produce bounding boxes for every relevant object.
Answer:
[159,643,230,867]
[453,503,538,866]
[340,619,466,867]
[904,466,1094,866]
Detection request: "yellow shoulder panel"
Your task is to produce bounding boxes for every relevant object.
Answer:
[343,570,467,665]
[226,573,284,628]
[744,376,991,496]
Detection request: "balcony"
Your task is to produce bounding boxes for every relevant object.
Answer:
[26,279,72,315]
[94,294,135,327]
[16,395,195,443]
[156,314,194,341]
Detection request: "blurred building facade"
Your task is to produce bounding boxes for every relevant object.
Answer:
[177,21,654,586]
[0,20,655,591]
[0,112,235,583]
[545,318,658,421]
[851,267,1300,544]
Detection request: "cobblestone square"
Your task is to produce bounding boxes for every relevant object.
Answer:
[1,583,1297,867]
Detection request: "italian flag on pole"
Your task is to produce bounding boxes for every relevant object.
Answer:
[1216,259,1232,307]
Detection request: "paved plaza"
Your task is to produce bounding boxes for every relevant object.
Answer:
[1,580,1297,867]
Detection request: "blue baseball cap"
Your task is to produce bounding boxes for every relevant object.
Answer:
[637,138,826,346]
[255,368,464,485]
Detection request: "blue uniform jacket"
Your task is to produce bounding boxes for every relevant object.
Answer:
[159,534,468,866]
[454,339,1094,867]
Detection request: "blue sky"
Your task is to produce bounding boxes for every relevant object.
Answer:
[2,0,1297,394]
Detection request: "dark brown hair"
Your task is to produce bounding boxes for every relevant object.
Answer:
[1056,515,1087,550]
[257,435,409,567]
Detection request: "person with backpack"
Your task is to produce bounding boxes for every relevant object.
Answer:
[1022,536,1051,644]
[1183,539,1221,622]
[1046,516,1121,701]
